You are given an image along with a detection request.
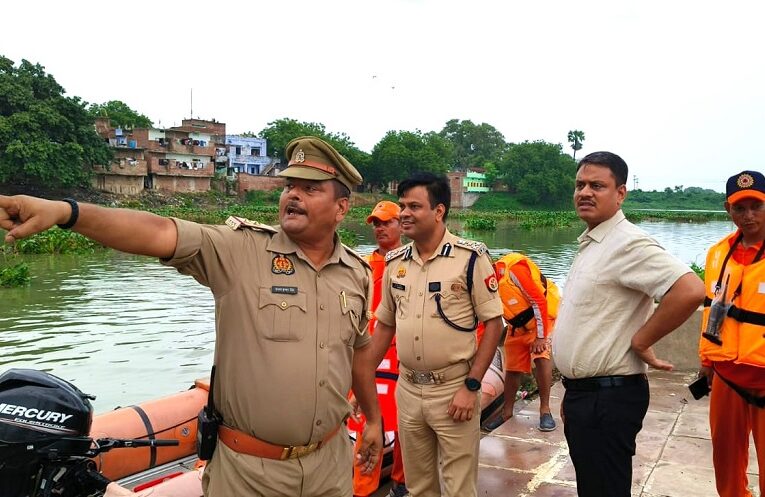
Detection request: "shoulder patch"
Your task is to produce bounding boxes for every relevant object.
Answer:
[454,238,488,256]
[385,243,413,263]
[341,244,372,270]
[225,216,278,234]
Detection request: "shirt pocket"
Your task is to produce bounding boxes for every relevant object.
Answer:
[429,280,469,318]
[564,269,597,308]
[340,295,364,346]
[392,284,411,319]
[258,287,308,341]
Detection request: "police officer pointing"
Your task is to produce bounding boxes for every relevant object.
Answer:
[0,136,382,497]
[371,172,504,497]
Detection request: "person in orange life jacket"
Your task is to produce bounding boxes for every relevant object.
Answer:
[485,253,558,432]
[699,170,765,497]
[350,200,408,497]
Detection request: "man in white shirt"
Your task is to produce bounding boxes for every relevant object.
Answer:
[552,151,705,497]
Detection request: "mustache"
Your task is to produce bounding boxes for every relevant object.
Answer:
[285,202,307,215]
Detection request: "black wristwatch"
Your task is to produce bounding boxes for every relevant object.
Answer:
[464,377,481,392]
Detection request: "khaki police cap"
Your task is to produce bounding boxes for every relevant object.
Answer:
[279,136,362,192]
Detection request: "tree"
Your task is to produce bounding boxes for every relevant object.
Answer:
[439,119,507,170]
[369,130,452,190]
[0,56,112,188]
[567,130,585,161]
[495,141,576,207]
[258,118,370,188]
[87,100,153,128]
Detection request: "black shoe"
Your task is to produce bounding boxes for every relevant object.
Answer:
[484,413,511,431]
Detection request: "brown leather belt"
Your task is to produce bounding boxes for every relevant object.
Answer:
[218,423,343,460]
[400,361,470,385]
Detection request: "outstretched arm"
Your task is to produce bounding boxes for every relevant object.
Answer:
[0,195,177,258]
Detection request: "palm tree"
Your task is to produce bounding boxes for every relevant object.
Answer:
[567,130,585,161]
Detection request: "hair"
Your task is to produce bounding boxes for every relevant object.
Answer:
[397,172,451,221]
[577,151,629,187]
[332,180,351,200]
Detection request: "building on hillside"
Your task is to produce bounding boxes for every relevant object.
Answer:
[224,135,272,177]
[93,117,226,194]
[463,171,490,192]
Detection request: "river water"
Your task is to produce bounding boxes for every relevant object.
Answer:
[0,218,734,413]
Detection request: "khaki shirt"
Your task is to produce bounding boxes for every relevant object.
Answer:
[552,210,691,378]
[375,229,503,371]
[162,218,370,446]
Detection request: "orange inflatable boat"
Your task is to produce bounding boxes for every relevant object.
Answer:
[105,348,505,495]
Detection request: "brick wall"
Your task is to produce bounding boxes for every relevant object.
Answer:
[153,176,212,193]
[91,175,144,195]
[237,173,284,196]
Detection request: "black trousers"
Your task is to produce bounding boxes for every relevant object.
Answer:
[562,379,650,497]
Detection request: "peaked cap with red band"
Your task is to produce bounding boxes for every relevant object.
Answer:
[279,136,362,192]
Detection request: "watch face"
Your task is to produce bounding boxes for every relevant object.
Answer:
[465,377,481,391]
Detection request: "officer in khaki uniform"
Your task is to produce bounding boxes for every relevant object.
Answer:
[0,137,382,497]
[371,172,504,497]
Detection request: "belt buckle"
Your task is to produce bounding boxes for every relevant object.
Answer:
[412,371,434,384]
[283,442,319,460]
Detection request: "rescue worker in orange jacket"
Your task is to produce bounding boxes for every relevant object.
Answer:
[486,253,559,432]
[699,170,765,497]
[350,201,408,497]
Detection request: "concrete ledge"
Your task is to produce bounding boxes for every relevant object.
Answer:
[654,307,703,371]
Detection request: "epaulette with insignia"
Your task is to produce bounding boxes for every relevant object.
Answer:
[225,216,278,234]
[385,243,413,263]
[341,244,372,270]
[454,238,488,256]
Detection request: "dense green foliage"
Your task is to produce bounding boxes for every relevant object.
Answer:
[624,187,725,210]
[0,55,112,188]
[0,261,29,287]
[1,228,99,254]
[438,119,506,170]
[88,100,153,128]
[493,141,577,208]
[369,130,452,189]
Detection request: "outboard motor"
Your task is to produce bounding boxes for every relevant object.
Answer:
[0,368,95,496]
[0,369,178,497]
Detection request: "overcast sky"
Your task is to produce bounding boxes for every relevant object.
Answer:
[3,0,764,191]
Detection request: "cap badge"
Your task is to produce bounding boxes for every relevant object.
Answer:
[397,265,407,278]
[295,149,305,163]
[272,255,295,275]
[737,173,754,189]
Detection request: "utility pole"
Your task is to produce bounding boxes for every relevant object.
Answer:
[633,175,639,190]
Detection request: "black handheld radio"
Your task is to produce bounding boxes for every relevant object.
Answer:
[197,365,220,460]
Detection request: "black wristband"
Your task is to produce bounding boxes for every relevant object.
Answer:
[57,198,79,229]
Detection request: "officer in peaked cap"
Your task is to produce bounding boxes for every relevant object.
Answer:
[0,134,382,497]
[279,136,363,192]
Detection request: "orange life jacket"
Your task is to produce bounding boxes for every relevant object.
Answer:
[348,250,399,433]
[700,233,765,367]
[494,253,560,335]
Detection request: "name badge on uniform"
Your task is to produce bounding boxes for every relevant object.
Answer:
[392,282,406,291]
[272,286,298,295]
[428,282,441,292]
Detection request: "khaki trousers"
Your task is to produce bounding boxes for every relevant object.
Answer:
[202,428,353,497]
[396,375,481,497]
